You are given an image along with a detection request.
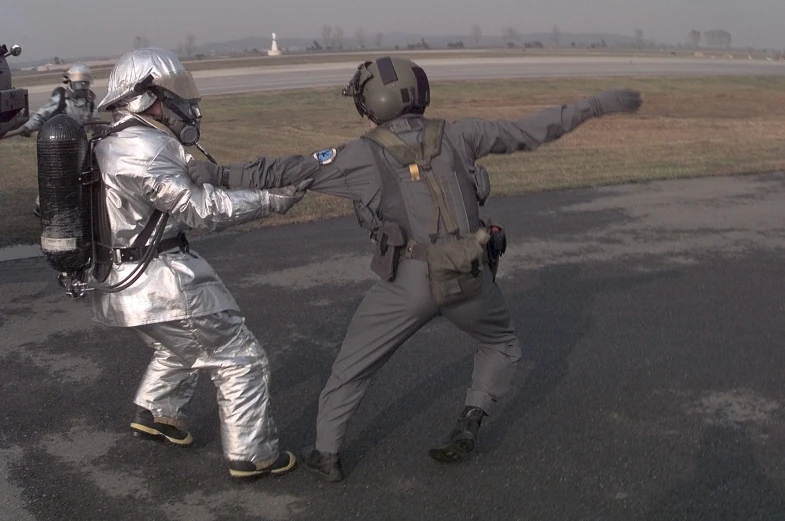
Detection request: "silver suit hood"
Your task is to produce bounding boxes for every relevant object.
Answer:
[99,48,200,113]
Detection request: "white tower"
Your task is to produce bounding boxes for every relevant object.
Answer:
[269,32,282,56]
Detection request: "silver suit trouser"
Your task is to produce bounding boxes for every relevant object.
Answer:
[132,310,279,465]
[315,259,521,454]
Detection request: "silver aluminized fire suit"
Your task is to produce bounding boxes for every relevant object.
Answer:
[22,86,100,134]
[92,108,317,466]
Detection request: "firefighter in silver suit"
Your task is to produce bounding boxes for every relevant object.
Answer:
[92,48,318,479]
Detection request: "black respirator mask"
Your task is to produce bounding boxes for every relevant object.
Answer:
[156,91,202,146]
[69,80,91,96]
[132,75,203,146]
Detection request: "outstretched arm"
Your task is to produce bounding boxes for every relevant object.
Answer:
[114,140,307,233]
[450,89,642,161]
[187,153,322,189]
[20,90,65,135]
[188,139,375,201]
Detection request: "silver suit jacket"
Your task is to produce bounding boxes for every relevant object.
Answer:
[90,113,272,327]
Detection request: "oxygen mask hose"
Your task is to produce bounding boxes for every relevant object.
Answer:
[194,141,218,164]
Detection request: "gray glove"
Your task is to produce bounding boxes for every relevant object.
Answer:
[590,89,643,116]
[267,179,313,215]
[187,158,224,186]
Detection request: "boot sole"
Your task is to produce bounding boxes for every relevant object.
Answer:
[303,463,343,482]
[229,451,297,480]
[429,439,475,464]
[130,422,193,447]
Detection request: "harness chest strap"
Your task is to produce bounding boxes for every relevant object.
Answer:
[366,120,462,240]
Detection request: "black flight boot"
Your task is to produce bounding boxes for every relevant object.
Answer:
[302,446,343,482]
[130,406,193,447]
[429,406,487,463]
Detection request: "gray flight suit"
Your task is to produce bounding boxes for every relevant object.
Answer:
[196,96,610,454]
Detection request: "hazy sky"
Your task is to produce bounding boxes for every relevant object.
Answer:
[3,0,783,61]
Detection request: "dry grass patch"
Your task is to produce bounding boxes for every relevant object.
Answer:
[3,76,785,247]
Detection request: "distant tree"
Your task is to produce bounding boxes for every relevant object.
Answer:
[719,30,732,48]
[634,28,644,49]
[133,36,143,49]
[394,44,400,50]
[309,40,323,51]
[571,42,576,48]
[689,29,701,49]
[322,25,333,49]
[408,37,430,51]
[53,56,61,65]
[551,26,561,47]
[502,27,521,48]
[703,29,732,49]
[375,32,384,48]
[447,40,465,49]
[332,26,345,50]
[184,33,196,56]
[471,24,482,47]
[601,38,607,48]
[355,26,366,49]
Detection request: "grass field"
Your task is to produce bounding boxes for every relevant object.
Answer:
[2,75,785,247]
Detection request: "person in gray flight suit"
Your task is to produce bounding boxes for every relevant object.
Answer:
[18,63,105,216]
[188,56,643,481]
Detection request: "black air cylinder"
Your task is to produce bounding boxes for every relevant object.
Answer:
[37,114,91,273]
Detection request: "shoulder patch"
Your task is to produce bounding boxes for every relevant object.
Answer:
[314,147,337,165]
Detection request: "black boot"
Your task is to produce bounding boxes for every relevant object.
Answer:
[228,451,297,480]
[302,446,343,482]
[130,407,193,447]
[429,406,487,463]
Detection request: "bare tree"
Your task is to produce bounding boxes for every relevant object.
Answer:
[703,30,715,47]
[719,29,732,49]
[375,32,384,48]
[688,29,701,49]
[322,25,333,49]
[634,28,644,49]
[184,33,196,56]
[703,29,732,49]
[133,36,150,49]
[354,26,366,49]
[551,26,561,47]
[502,27,521,48]
[471,24,482,47]
[332,26,345,50]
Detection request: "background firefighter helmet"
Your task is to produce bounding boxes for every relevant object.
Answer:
[98,48,202,145]
[64,63,93,95]
[342,56,430,124]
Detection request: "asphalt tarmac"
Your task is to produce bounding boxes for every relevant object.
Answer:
[2,172,785,521]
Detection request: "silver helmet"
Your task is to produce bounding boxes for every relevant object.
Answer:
[64,62,93,95]
[99,48,203,145]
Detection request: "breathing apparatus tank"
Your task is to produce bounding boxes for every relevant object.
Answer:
[35,112,219,299]
[36,113,92,274]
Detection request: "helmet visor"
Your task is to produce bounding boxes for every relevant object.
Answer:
[154,70,200,101]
